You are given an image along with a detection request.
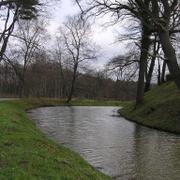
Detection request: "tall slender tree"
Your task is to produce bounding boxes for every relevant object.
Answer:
[58,15,97,103]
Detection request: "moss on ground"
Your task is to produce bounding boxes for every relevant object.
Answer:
[0,99,119,179]
[120,82,180,134]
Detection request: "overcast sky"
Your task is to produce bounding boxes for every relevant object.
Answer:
[46,0,128,69]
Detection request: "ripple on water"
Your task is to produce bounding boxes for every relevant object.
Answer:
[28,106,180,180]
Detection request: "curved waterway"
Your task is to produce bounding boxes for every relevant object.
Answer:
[28,106,180,180]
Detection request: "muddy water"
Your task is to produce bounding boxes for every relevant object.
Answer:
[28,106,180,180]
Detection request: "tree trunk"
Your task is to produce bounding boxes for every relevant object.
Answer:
[145,38,159,92]
[144,57,155,92]
[158,31,180,89]
[136,29,151,105]
[19,79,25,98]
[66,64,78,103]
[157,59,161,85]
[161,60,166,83]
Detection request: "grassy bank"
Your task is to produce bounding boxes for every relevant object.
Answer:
[0,99,119,179]
[120,82,180,134]
[11,98,125,109]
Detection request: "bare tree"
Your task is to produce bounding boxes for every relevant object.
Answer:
[58,15,97,103]
[75,0,154,104]
[76,0,180,105]
[4,20,46,97]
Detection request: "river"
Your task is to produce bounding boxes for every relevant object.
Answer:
[28,106,180,180]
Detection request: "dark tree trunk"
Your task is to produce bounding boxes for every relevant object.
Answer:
[136,29,151,105]
[66,64,78,103]
[18,70,26,98]
[144,58,155,92]
[157,59,161,85]
[161,60,166,83]
[145,37,160,92]
[19,79,25,98]
[158,31,180,89]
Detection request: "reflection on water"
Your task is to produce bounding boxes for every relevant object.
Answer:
[28,106,180,180]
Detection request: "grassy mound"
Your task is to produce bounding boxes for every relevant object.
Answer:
[120,82,180,134]
[0,99,112,179]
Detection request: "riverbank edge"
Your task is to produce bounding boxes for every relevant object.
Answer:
[0,99,121,179]
[119,83,180,134]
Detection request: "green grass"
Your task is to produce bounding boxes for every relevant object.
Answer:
[0,99,118,180]
[120,82,180,134]
[10,98,125,109]
[67,99,126,106]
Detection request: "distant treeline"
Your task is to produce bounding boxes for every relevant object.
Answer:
[0,60,136,100]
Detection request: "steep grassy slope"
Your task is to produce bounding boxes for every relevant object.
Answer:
[0,99,113,179]
[120,82,180,133]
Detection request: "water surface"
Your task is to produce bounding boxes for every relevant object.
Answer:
[28,106,180,180]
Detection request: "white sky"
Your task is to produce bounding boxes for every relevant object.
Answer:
[46,0,128,69]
